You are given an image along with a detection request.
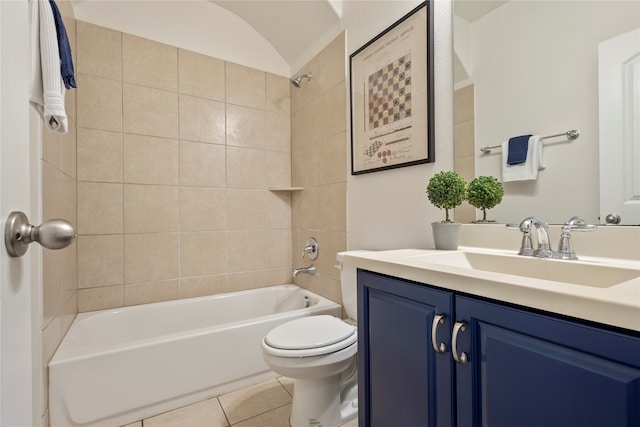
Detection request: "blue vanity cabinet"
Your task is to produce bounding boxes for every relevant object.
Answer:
[357,270,455,427]
[357,270,640,427]
[454,295,640,427]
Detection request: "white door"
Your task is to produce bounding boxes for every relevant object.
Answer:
[0,1,40,425]
[599,28,640,225]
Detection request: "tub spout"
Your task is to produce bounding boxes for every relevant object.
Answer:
[293,265,316,277]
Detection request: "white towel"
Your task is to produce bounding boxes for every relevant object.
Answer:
[29,0,68,133]
[501,135,545,182]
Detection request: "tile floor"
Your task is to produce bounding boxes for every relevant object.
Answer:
[122,377,358,427]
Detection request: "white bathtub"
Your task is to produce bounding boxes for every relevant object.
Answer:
[49,285,342,427]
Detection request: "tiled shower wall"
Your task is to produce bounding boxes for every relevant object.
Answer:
[291,33,347,305]
[41,13,78,426]
[454,84,476,223]
[74,22,293,312]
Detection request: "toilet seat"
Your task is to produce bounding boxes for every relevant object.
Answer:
[263,315,357,358]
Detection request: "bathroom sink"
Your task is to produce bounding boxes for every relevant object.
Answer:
[408,251,640,288]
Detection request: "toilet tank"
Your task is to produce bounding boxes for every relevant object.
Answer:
[336,251,365,321]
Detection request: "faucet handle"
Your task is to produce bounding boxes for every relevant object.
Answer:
[506,222,534,256]
[301,237,319,260]
[554,217,597,260]
[563,216,597,232]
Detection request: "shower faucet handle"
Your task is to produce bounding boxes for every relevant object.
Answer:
[301,237,319,260]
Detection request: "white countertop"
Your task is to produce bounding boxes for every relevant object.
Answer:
[342,247,640,332]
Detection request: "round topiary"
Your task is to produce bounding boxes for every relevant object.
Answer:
[426,171,467,222]
[467,176,504,222]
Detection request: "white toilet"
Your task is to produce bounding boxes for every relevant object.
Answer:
[261,252,358,427]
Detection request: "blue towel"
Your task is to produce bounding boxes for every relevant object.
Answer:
[507,134,531,165]
[49,0,76,89]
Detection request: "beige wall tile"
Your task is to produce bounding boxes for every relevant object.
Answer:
[124,280,179,306]
[77,182,123,235]
[179,141,226,187]
[124,233,179,284]
[226,189,266,231]
[77,128,123,182]
[454,155,475,182]
[77,235,124,289]
[226,104,265,149]
[78,285,124,312]
[42,249,62,327]
[180,232,227,277]
[179,275,227,299]
[318,32,345,93]
[319,132,347,185]
[266,151,291,188]
[180,187,226,232]
[266,111,291,153]
[266,73,290,114]
[227,147,265,189]
[454,84,474,125]
[318,81,346,140]
[76,21,121,81]
[124,185,179,233]
[226,270,268,293]
[454,119,475,159]
[42,125,61,168]
[77,74,122,132]
[123,84,178,139]
[292,146,320,187]
[123,34,177,92]
[226,230,268,273]
[267,192,292,229]
[60,119,77,179]
[178,95,225,144]
[226,62,265,109]
[178,49,225,101]
[318,183,346,232]
[268,229,292,268]
[124,134,178,185]
[290,58,319,112]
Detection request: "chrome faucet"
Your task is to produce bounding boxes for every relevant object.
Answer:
[508,216,597,260]
[293,265,316,277]
[507,216,552,258]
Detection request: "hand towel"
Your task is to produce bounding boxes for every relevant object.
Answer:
[506,134,531,165]
[49,0,76,89]
[30,0,68,133]
[502,135,545,182]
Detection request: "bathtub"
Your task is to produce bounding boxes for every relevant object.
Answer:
[49,285,342,427]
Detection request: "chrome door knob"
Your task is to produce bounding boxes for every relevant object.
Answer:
[4,211,76,257]
[605,213,621,225]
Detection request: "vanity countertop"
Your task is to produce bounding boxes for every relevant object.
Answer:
[342,247,640,333]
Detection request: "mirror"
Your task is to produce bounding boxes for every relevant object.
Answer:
[453,0,640,225]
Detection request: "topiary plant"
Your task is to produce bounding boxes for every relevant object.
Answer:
[467,176,504,222]
[426,171,467,223]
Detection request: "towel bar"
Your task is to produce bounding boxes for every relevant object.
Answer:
[480,129,580,154]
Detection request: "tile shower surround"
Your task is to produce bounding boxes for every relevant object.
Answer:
[73,22,347,314]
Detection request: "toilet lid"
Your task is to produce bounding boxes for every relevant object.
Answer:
[264,315,356,350]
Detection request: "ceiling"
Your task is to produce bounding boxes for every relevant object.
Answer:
[212,0,341,70]
[454,0,507,22]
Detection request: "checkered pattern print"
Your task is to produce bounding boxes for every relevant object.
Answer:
[367,53,412,130]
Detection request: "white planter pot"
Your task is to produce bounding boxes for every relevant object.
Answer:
[431,222,461,250]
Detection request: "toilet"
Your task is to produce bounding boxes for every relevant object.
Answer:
[261,252,358,427]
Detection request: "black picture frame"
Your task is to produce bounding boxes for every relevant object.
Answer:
[349,1,434,175]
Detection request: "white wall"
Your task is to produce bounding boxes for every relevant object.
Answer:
[73,0,290,76]
[468,0,640,224]
[345,0,454,250]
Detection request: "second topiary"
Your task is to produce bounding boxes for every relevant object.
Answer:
[467,176,504,222]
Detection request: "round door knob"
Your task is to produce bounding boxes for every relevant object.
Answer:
[605,213,621,225]
[4,211,76,257]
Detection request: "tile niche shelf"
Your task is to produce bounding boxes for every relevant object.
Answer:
[268,187,304,191]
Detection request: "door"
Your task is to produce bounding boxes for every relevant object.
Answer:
[455,296,640,427]
[598,28,640,225]
[357,271,455,427]
[0,1,40,425]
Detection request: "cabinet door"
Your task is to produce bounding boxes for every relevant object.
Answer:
[358,270,455,427]
[455,296,640,427]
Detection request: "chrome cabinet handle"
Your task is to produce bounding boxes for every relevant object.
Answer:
[431,314,446,354]
[4,211,76,257]
[452,321,468,364]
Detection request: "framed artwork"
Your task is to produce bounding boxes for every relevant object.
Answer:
[349,1,434,175]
